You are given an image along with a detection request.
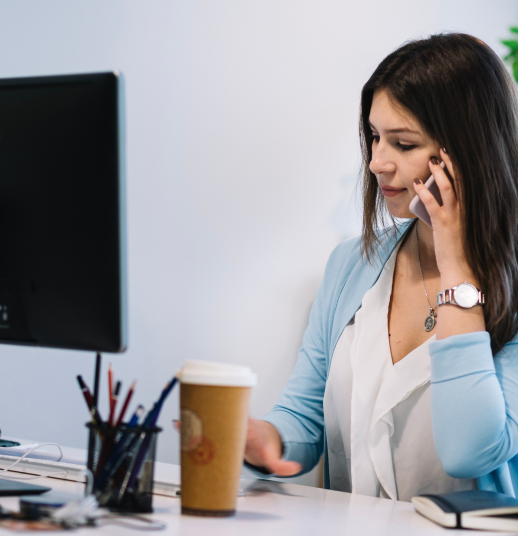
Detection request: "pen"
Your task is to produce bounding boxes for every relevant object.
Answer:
[149,376,179,426]
[123,376,180,496]
[77,374,104,426]
[140,376,178,430]
[76,375,93,411]
[94,405,145,491]
[116,381,136,426]
[90,405,105,428]
[128,405,145,428]
[108,380,121,427]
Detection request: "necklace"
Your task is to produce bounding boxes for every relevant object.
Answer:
[415,224,437,332]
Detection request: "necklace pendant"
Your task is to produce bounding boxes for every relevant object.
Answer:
[424,312,436,332]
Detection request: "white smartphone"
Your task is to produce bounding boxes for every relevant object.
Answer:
[408,161,446,228]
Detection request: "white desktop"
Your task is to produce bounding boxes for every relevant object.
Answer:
[0,438,506,535]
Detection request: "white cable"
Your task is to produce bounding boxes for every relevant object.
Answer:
[52,494,100,526]
[0,444,165,530]
[97,514,166,531]
[84,468,94,496]
[0,443,68,480]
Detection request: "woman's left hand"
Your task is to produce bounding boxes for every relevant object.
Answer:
[413,148,485,339]
[412,148,477,288]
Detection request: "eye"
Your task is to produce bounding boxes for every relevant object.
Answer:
[397,142,417,152]
[370,134,380,143]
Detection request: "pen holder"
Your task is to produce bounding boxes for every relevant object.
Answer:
[86,423,162,513]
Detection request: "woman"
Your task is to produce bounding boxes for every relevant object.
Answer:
[244,33,518,501]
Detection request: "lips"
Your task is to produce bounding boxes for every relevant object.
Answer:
[380,186,406,198]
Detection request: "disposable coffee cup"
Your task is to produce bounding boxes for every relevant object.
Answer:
[179,360,256,517]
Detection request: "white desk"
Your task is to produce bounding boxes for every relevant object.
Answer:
[0,441,504,536]
[0,457,513,535]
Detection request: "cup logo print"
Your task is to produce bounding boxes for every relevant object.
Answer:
[189,436,215,465]
[180,408,203,452]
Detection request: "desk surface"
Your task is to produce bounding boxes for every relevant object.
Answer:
[0,461,513,536]
[0,443,510,535]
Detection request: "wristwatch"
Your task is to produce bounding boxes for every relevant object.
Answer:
[437,282,485,309]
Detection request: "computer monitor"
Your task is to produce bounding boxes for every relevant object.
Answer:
[0,72,126,353]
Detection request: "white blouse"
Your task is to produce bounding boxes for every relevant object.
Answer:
[323,244,476,501]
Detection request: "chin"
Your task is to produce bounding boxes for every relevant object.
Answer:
[385,200,415,220]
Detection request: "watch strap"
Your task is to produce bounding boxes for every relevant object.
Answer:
[437,284,485,308]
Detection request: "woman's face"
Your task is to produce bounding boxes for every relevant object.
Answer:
[369,89,441,219]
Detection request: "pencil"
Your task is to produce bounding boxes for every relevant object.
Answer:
[108,364,114,422]
[108,380,121,427]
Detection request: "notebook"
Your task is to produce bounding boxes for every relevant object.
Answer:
[412,490,518,531]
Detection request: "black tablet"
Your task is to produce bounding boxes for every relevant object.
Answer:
[0,478,50,496]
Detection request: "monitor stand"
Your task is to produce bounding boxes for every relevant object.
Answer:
[87,352,102,472]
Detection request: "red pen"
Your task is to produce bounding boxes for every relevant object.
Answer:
[116,381,136,426]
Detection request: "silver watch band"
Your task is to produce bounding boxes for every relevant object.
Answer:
[437,285,485,307]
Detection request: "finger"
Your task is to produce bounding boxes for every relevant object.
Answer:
[429,157,457,210]
[259,437,301,476]
[439,147,456,186]
[265,459,302,477]
[413,178,442,223]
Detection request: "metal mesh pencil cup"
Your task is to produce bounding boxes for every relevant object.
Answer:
[87,423,161,513]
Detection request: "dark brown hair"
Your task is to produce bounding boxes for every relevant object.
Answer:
[359,33,518,353]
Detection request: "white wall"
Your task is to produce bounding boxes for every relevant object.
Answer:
[0,0,514,487]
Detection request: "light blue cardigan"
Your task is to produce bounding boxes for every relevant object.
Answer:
[262,220,518,496]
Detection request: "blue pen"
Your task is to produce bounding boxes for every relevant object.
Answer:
[128,406,144,427]
[94,405,145,491]
[142,377,178,428]
[121,377,179,497]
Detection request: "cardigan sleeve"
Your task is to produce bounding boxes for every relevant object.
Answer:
[430,331,518,479]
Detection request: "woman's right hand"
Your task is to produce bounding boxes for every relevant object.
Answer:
[245,418,302,476]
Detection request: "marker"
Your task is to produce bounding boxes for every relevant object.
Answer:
[76,375,93,411]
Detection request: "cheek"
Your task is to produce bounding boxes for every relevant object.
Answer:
[403,151,433,182]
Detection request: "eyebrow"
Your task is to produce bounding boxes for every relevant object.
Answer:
[368,122,420,135]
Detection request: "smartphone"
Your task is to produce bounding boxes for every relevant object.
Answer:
[408,161,446,228]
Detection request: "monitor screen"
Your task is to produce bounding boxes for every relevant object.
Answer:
[0,72,126,352]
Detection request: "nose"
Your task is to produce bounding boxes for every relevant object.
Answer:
[369,142,396,176]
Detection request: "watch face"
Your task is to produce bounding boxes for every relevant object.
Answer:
[455,283,479,308]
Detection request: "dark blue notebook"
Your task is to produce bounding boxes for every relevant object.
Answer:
[412,490,518,531]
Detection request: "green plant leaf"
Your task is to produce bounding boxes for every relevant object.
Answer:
[510,27,518,35]
[502,39,518,51]
[513,60,518,83]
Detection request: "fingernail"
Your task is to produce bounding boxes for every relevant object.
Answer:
[414,178,422,185]
[442,147,448,154]
[430,156,439,165]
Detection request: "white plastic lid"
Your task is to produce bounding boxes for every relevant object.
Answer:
[180,359,257,387]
